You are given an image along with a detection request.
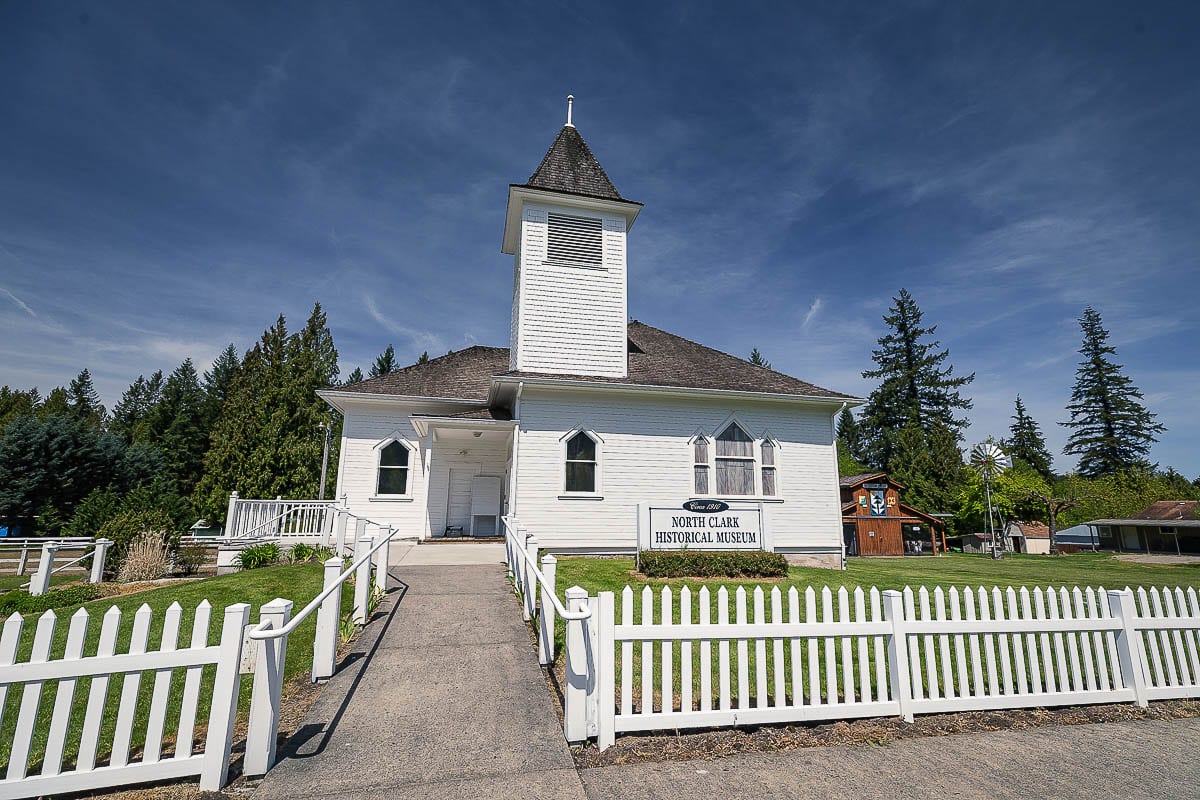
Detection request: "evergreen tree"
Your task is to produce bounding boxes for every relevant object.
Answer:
[370,344,397,377]
[193,305,342,520]
[110,371,164,445]
[889,420,964,516]
[155,359,208,493]
[858,289,974,470]
[40,387,70,417]
[345,366,364,384]
[749,348,771,369]
[1061,307,1164,477]
[1006,395,1053,479]
[67,368,106,428]
[836,408,866,467]
[202,344,241,430]
[417,351,430,365]
[0,387,40,430]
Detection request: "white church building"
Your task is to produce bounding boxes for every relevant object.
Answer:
[318,105,858,568]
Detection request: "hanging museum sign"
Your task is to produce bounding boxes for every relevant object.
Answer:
[637,500,766,553]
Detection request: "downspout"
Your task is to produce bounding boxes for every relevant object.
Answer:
[507,382,524,519]
[833,402,848,570]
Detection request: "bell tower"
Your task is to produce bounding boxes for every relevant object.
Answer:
[502,97,642,378]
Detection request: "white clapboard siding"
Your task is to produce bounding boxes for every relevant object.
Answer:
[0,602,250,800]
[581,582,1200,747]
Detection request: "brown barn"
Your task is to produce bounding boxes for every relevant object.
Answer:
[840,472,945,556]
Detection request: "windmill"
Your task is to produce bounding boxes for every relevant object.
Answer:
[970,442,1012,559]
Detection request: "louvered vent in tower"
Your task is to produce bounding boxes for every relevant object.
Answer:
[546,212,603,267]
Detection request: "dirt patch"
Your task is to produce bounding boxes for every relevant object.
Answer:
[571,699,1200,768]
[95,576,207,599]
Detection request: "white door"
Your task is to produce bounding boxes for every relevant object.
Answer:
[470,475,503,537]
[446,469,476,535]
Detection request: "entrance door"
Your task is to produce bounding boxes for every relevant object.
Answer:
[446,469,476,536]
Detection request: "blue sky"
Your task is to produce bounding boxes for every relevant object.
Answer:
[1,2,1197,476]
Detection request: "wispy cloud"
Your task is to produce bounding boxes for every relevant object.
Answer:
[0,286,37,319]
[801,297,824,330]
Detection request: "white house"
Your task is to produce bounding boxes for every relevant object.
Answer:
[318,105,859,568]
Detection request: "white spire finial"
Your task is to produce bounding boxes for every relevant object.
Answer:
[566,94,574,128]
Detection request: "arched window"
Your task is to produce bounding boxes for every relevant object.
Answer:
[565,431,598,493]
[760,439,777,497]
[377,440,411,496]
[715,423,755,496]
[693,435,711,494]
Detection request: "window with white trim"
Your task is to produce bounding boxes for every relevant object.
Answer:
[760,439,777,497]
[377,440,411,495]
[565,431,598,493]
[693,436,710,495]
[715,423,755,496]
[547,212,603,267]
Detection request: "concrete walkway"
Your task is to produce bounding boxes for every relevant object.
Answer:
[253,556,585,800]
[580,717,1200,799]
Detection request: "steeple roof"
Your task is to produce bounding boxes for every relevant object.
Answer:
[518,125,631,203]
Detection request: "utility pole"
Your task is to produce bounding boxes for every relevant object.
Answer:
[318,420,333,501]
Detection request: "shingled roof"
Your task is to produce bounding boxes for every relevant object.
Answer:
[335,322,855,402]
[516,125,632,203]
[336,346,509,402]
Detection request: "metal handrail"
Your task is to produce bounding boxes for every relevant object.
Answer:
[502,516,590,621]
[232,501,336,541]
[248,515,398,641]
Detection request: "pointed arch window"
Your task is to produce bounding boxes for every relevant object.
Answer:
[565,431,599,493]
[760,439,777,497]
[377,440,412,496]
[693,435,711,495]
[715,423,755,496]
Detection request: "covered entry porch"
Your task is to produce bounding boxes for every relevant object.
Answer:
[412,412,516,539]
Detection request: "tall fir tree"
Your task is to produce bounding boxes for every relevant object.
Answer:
[1006,395,1053,479]
[370,344,397,377]
[202,343,241,430]
[110,371,164,445]
[417,351,430,365]
[155,359,208,493]
[0,387,41,430]
[193,305,341,520]
[858,288,974,470]
[889,420,964,515]
[749,348,771,369]
[344,366,364,384]
[40,387,70,417]
[67,368,106,429]
[1061,306,1164,477]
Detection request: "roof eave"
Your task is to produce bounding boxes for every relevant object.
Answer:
[502,185,643,255]
[490,374,862,407]
[317,389,486,414]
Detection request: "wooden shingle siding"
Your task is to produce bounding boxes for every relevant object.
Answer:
[513,387,842,553]
[513,203,628,378]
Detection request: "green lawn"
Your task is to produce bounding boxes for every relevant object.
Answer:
[0,573,82,592]
[0,564,353,775]
[546,553,1200,711]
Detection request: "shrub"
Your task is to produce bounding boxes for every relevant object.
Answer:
[235,542,281,570]
[97,508,181,578]
[117,532,172,582]
[176,544,211,576]
[0,583,102,615]
[639,550,789,579]
[288,543,336,564]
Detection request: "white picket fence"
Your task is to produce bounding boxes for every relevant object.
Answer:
[501,527,1200,750]
[0,601,249,799]
[570,583,1200,748]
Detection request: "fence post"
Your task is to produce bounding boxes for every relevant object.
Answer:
[374,527,392,594]
[244,598,294,776]
[16,544,30,575]
[539,554,557,664]
[353,534,374,625]
[596,591,616,750]
[1107,589,1149,707]
[882,589,914,722]
[199,602,251,791]
[88,538,113,583]
[334,509,349,555]
[312,557,344,682]
[564,586,590,743]
[523,535,538,622]
[30,541,60,596]
[225,491,239,538]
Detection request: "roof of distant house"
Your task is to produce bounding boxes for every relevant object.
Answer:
[333,321,855,403]
[1010,521,1051,539]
